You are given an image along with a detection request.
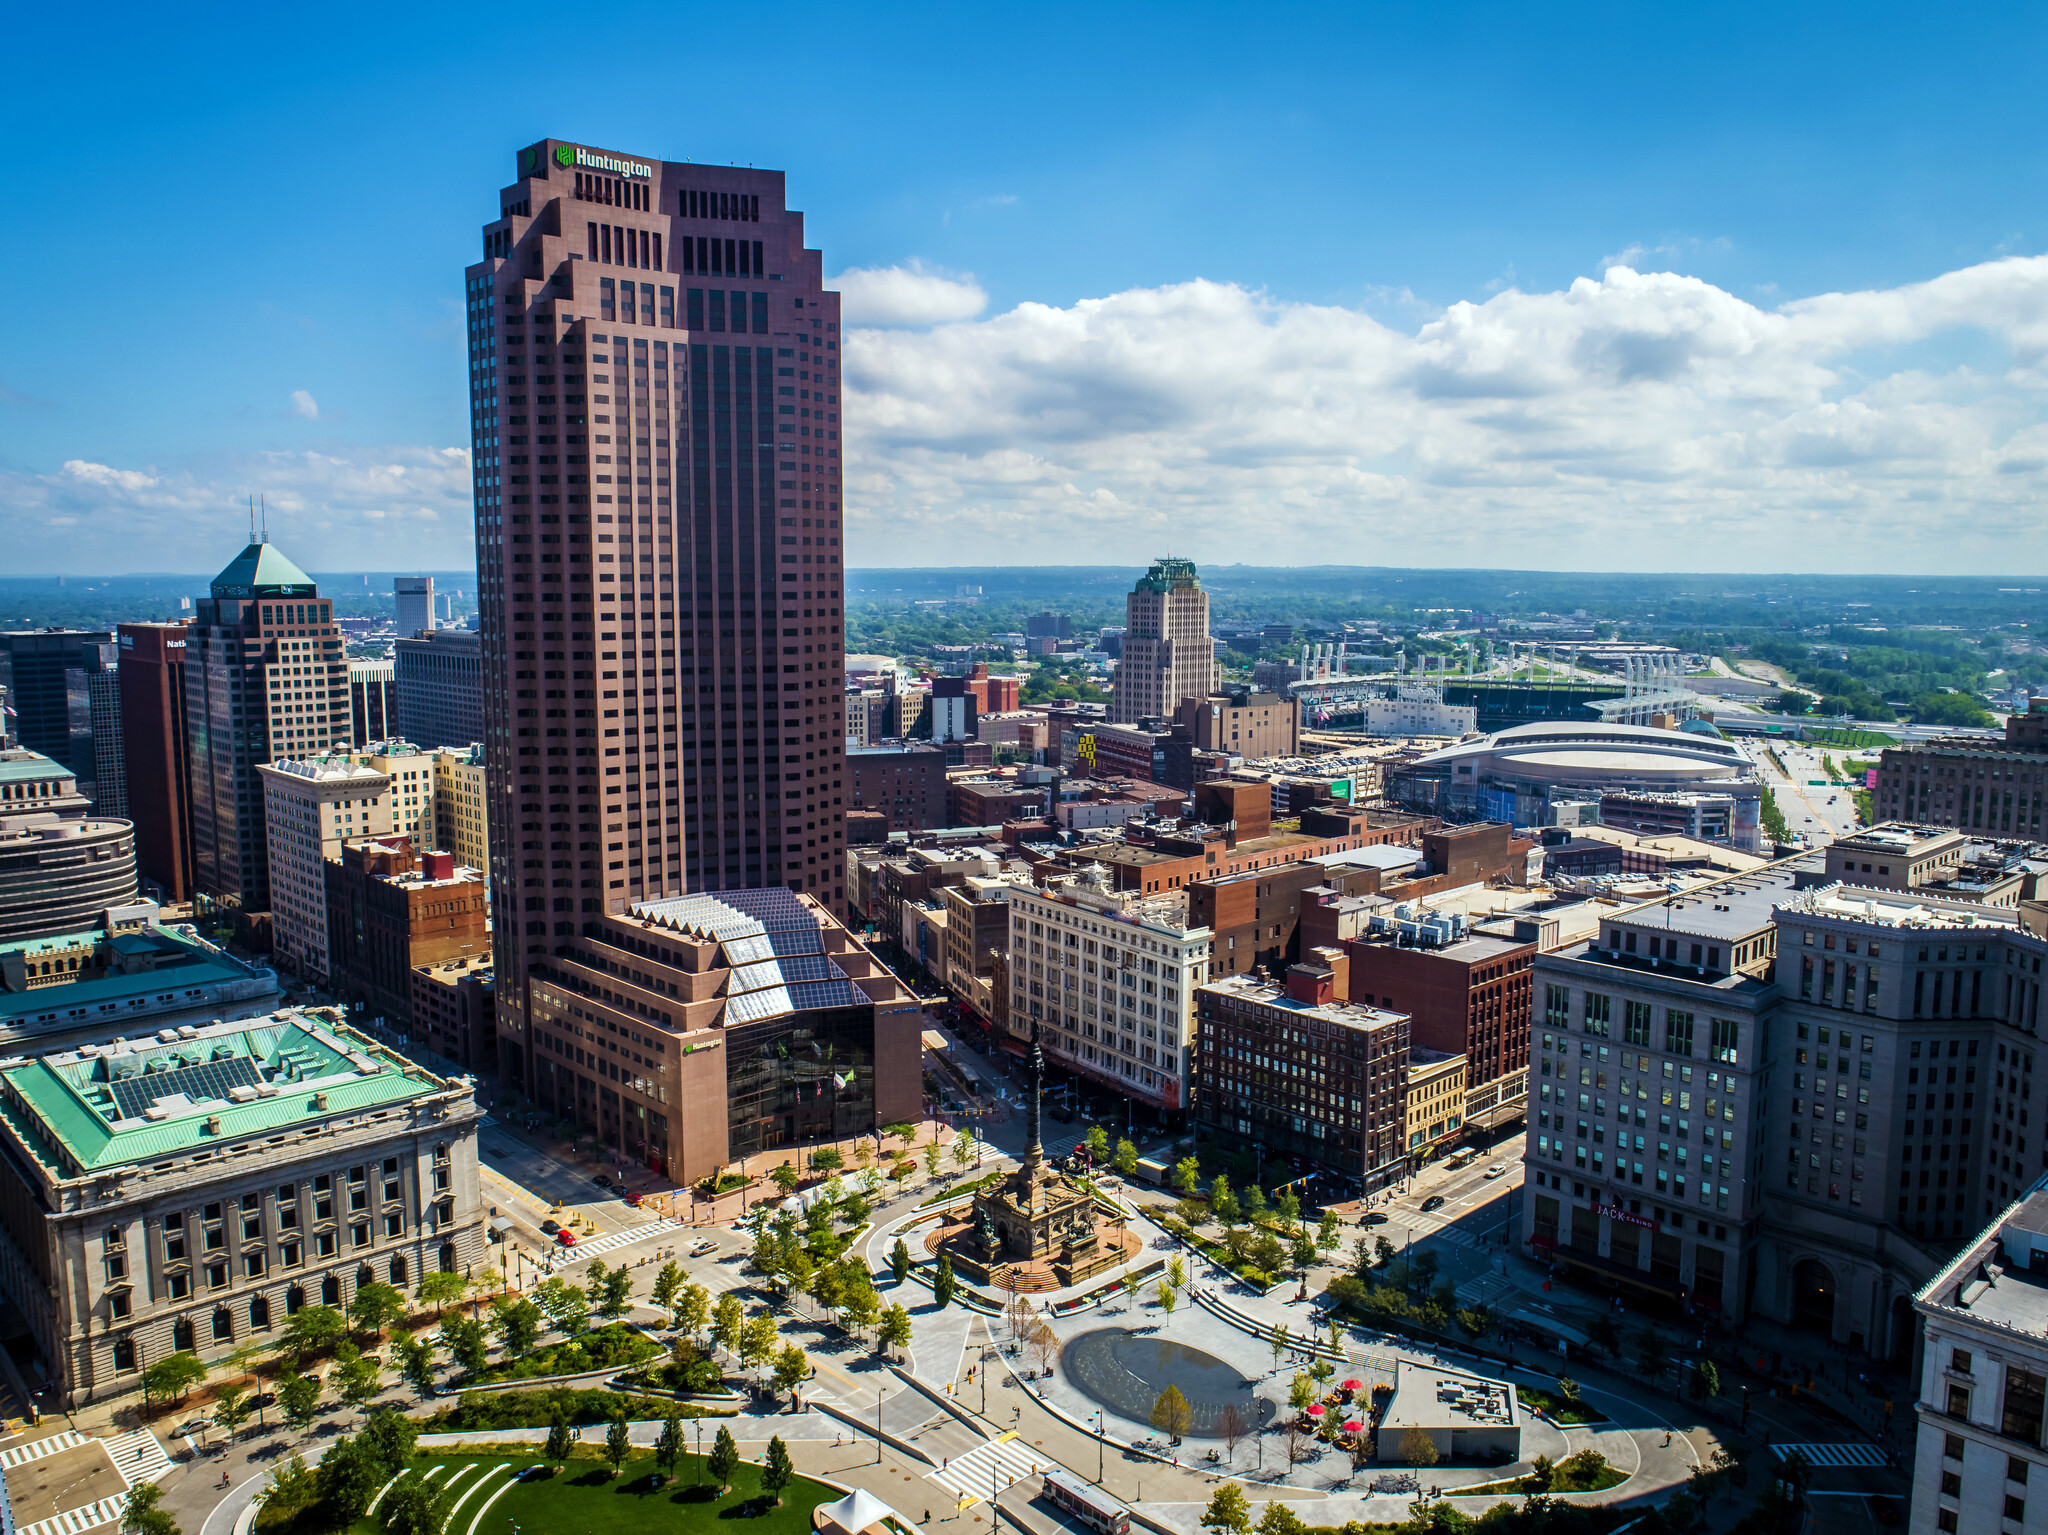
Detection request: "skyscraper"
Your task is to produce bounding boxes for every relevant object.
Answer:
[0,630,112,770]
[186,539,341,911]
[64,641,125,816]
[393,629,484,748]
[117,621,193,901]
[1109,557,1218,723]
[394,576,436,638]
[468,139,847,1078]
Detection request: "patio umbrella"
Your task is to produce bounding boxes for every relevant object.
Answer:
[1306,1403,1326,1416]
[1341,1379,1362,1391]
[1343,1420,1365,1433]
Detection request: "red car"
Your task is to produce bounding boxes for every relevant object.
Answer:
[556,1230,578,1246]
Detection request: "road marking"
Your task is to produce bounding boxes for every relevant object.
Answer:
[0,1431,86,1469]
[928,1434,1049,1503]
[545,1220,677,1263]
[16,1493,127,1535]
[1772,1442,1889,1468]
[103,1429,171,1486]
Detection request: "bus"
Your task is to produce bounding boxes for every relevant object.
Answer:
[1042,1470,1131,1535]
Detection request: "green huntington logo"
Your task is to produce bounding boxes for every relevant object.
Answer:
[554,145,575,168]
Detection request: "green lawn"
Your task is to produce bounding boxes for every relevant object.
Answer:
[462,1323,664,1386]
[364,1451,836,1535]
[1516,1388,1610,1424]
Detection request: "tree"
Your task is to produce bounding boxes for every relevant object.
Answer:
[1242,1183,1268,1221]
[877,1304,913,1359]
[1556,1376,1580,1402]
[951,1133,975,1173]
[1288,1373,1316,1412]
[1122,1270,1141,1308]
[142,1351,206,1409]
[656,1409,685,1483]
[1525,1455,1556,1493]
[890,1237,912,1284]
[1692,1358,1721,1400]
[491,1297,544,1357]
[278,1373,321,1433]
[123,1482,177,1535]
[1029,1322,1061,1377]
[652,1260,684,1322]
[740,1312,781,1383]
[855,1140,874,1171]
[1256,1503,1306,1535]
[1400,1427,1440,1468]
[677,1281,710,1343]
[1290,1232,1318,1273]
[841,1278,881,1338]
[212,1382,251,1439]
[1216,1401,1249,1463]
[394,1335,437,1399]
[934,1253,956,1309]
[1457,1305,1492,1341]
[332,1342,382,1420]
[382,1478,452,1535]
[1251,1231,1286,1276]
[1167,1255,1187,1290]
[311,1436,382,1524]
[1635,1324,1671,1382]
[348,1281,406,1338]
[600,1408,630,1477]
[444,1316,489,1377]
[772,1162,801,1195]
[710,1293,746,1360]
[597,1263,634,1322]
[1316,1212,1341,1253]
[1085,1125,1110,1162]
[812,1146,845,1175]
[1157,1280,1178,1319]
[534,1278,590,1338]
[260,1454,316,1529]
[416,1269,467,1317]
[1210,1174,1239,1223]
[763,1435,795,1504]
[545,1409,573,1470]
[1201,1485,1251,1535]
[1171,1156,1202,1196]
[1587,1314,1621,1360]
[1113,1138,1139,1176]
[923,1141,942,1181]
[773,1342,810,1401]
[708,1424,740,1494]
[1151,1383,1193,1443]
[1275,1189,1301,1233]
[1561,1449,1610,1491]
[1269,1324,1292,1370]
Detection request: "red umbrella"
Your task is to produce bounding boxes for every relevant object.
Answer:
[1341,1379,1362,1390]
[1306,1403,1326,1416]
[1343,1420,1365,1433]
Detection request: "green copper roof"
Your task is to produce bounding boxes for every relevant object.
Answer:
[0,1012,443,1175]
[1133,556,1201,595]
[210,540,318,600]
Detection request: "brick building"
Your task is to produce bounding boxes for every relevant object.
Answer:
[410,953,496,1077]
[324,844,490,1029]
[1177,689,1300,759]
[115,623,194,902]
[1872,700,2047,838]
[1193,965,1411,1195]
[1345,930,1535,1134]
[847,741,949,831]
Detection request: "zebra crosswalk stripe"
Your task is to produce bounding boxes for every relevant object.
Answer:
[1772,1442,1887,1468]
[928,1436,1049,1503]
[0,1432,86,1470]
[555,1221,674,1262]
[16,1492,125,1535]
[104,1428,172,1485]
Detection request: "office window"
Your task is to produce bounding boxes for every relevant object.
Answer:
[2004,1369,2046,1445]
[1666,1010,1695,1056]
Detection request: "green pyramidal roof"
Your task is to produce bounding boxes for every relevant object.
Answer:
[210,540,317,600]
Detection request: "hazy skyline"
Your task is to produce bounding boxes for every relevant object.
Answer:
[6,2,2048,575]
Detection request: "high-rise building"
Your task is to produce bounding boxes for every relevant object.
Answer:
[65,642,126,817]
[0,749,137,945]
[186,539,340,912]
[431,745,490,874]
[0,630,113,771]
[467,139,848,1075]
[1109,557,1218,724]
[325,843,489,1030]
[257,751,401,981]
[394,576,436,638]
[118,623,194,902]
[394,629,483,749]
[1874,699,2048,839]
[347,658,394,746]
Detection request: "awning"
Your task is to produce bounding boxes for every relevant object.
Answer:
[1551,1245,1687,1300]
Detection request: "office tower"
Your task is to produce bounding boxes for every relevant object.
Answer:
[0,630,113,770]
[0,749,137,944]
[347,657,394,745]
[186,539,339,912]
[117,622,194,901]
[467,139,848,1074]
[256,751,400,981]
[394,576,436,638]
[393,629,484,748]
[1026,612,1072,641]
[64,642,126,817]
[1109,557,1218,723]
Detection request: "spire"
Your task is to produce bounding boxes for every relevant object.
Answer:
[1021,1015,1045,1186]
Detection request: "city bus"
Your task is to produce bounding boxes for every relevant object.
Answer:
[1042,1470,1131,1535]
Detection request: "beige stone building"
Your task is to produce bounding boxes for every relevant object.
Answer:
[1110,557,1218,724]
[432,745,490,874]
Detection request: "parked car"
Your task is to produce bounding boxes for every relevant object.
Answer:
[540,1219,561,1235]
[556,1230,579,1246]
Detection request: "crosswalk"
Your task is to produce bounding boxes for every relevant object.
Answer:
[928,1434,1048,1504]
[0,1431,86,1469]
[1772,1442,1890,1468]
[103,1428,171,1484]
[550,1220,676,1263]
[17,1493,125,1535]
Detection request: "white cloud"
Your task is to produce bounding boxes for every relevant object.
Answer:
[832,260,987,327]
[838,255,2048,571]
[1,444,473,573]
[290,389,320,419]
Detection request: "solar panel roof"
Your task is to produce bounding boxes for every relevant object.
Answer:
[108,1056,261,1121]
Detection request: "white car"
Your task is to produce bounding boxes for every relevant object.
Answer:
[1483,1164,1508,1179]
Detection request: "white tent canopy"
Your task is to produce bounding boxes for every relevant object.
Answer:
[817,1488,900,1535]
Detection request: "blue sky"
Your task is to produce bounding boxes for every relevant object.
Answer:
[5,1,2048,573]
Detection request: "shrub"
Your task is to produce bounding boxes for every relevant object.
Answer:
[424,1387,726,1431]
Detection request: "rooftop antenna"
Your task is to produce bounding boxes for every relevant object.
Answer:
[248,495,256,542]
[260,494,268,543]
